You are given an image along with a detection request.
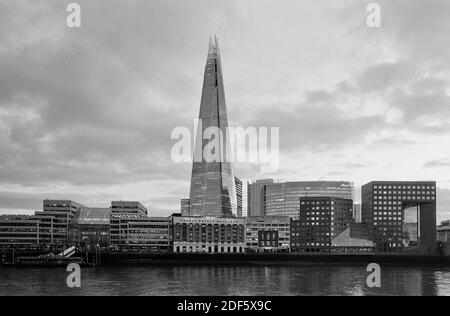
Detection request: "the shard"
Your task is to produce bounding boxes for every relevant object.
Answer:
[189,36,237,218]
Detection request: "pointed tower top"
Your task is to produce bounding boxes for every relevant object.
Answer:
[208,35,220,53]
[209,35,215,50]
[214,35,220,52]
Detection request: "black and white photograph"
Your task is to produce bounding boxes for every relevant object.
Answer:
[1,0,450,301]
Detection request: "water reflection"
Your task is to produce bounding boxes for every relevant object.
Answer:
[0,265,448,296]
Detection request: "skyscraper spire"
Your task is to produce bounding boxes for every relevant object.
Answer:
[209,35,215,50]
[189,37,237,218]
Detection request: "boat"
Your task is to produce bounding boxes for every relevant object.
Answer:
[13,246,86,267]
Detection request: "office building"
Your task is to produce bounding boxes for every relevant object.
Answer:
[247,179,274,217]
[110,214,172,252]
[265,181,354,219]
[69,208,111,248]
[35,200,85,249]
[189,37,237,218]
[235,177,243,218]
[361,181,437,253]
[111,201,148,216]
[173,217,245,253]
[437,220,450,242]
[245,216,290,252]
[291,197,353,252]
[0,215,42,249]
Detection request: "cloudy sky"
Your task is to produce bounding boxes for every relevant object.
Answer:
[0,0,449,221]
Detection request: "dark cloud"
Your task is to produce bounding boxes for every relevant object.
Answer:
[424,159,450,168]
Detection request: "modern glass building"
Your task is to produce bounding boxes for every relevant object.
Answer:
[69,208,111,248]
[189,36,237,218]
[235,177,243,218]
[247,179,274,217]
[264,181,354,219]
[180,198,191,216]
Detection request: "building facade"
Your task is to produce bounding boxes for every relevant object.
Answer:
[173,217,245,253]
[437,220,450,242]
[245,216,290,252]
[110,214,171,252]
[189,37,237,218]
[0,215,42,249]
[247,179,274,217]
[361,181,437,253]
[265,181,354,219]
[353,204,362,223]
[291,197,353,252]
[35,200,85,249]
[69,208,111,248]
[180,198,191,216]
[111,201,148,216]
[235,177,243,218]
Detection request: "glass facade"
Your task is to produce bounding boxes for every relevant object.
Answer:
[264,181,354,219]
[247,179,274,217]
[69,208,111,248]
[190,37,237,218]
[235,177,243,218]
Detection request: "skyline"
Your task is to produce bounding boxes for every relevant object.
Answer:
[1,0,450,221]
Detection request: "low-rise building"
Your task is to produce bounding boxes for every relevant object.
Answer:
[331,222,375,253]
[37,200,85,249]
[437,220,450,242]
[245,216,290,252]
[110,214,171,252]
[0,215,42,249]
[173,217,245,253]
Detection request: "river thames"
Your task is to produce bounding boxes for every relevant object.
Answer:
[1,264,450,296]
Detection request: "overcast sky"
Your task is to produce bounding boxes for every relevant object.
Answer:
[0,0,449,221]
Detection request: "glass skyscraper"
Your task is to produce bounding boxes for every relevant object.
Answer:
[189,36,237,218]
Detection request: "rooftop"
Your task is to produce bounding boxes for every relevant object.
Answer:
[71,208,111,226]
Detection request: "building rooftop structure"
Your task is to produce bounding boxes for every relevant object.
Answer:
[71,208,111,226]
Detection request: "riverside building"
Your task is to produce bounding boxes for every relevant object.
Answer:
[291,197,354,252]
[244,216,290,252]
[173,217,245,253]
[361,181,437,253]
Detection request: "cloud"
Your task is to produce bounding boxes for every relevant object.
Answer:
[424,159,450,168]
[0,0,449,216]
